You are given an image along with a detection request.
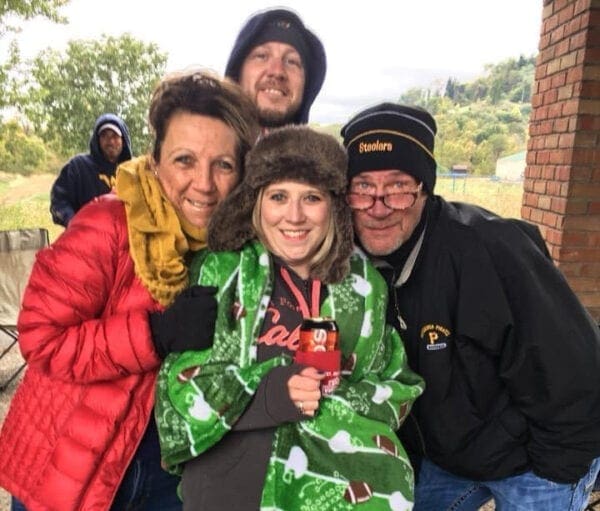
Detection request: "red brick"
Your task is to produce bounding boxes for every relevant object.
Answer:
[564,214,600,230]
[546,88,560,104]
[570,30,587,49]
[556,38,572,57]
[542,165,556,179]
[547,180,564,195]
[570,183,600,199]
[590,201,600,214]
[558,3,576,24]
[559,132,576,147]
[551,196,569,213]
[554,117,570,132]
[584,46,600,64]
[546,228,563,245]
[548,57,562,75]
[587,26,600,46]
[583,232,600,247]
[559,261,583,277]
[556,164,573,181]
[560,52,578,70]
[573,131,598,146]
[545,134,561,148]
[539,195,553,210]
[532,93,544,108]
[558,83,575,100]
[571,166,594,181]
[559,248,600,262]
[582,65,600,80]
[562,230,594,245]
[523,192,539,207]
[567,65,584,82]
[539,75,554,93]
[580,262,600,278]
[578,98,600,114]
[570,148,598,164]
[537,151,551,165]
[530,207,544,224]
[565,199,590,215]
[562,98,580,115]
[551,149,571,164]
[544,210,563,227]
[546,13,560,32]
[566,277,600,293]
[573,0,588,16]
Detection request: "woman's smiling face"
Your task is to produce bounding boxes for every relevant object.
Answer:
[155,111,240,229]
[259,180,331,278]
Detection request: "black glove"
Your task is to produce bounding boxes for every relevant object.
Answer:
[149,285,218,358]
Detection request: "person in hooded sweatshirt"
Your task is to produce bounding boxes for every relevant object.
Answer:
[49,113,133,227]
[225,7,326,130]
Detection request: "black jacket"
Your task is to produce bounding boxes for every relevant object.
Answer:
[49,113,132,227]
[379,196,600,483]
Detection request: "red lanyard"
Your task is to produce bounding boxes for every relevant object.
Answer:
[280,267,321,318]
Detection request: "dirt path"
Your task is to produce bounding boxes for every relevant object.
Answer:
[0,173,56,205]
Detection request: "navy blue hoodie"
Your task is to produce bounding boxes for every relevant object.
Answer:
[50,113,132,227]
[225,8,326,124]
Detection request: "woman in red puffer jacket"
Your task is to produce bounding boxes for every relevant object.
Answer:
[0,69,259,511]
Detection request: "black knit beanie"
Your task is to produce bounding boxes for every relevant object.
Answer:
[341,103,437,193]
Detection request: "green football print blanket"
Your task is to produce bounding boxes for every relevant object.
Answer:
[156,241,424,510]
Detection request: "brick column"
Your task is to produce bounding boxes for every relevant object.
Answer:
[524,0,600,320]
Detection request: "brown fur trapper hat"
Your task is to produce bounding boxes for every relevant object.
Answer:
[208,125,354,284]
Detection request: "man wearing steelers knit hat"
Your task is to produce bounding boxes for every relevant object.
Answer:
[342,102,600,510]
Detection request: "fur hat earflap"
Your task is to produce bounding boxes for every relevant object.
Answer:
[208,125,354,284]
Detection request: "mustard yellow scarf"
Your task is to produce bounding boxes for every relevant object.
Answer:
[115,156,207,307]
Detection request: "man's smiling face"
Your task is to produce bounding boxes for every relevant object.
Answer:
[239,41,305,127]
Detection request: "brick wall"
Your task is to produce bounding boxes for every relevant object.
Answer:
[524,0,600,320]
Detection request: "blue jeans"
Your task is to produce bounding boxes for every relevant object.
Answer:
[414,457,600,511]
[11,455,181,511]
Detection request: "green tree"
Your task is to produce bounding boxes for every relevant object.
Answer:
[19,34,167,156]
[0,0,69,37]
[0,119,53,174]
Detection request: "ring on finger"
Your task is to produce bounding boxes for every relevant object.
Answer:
[296,401,304,414]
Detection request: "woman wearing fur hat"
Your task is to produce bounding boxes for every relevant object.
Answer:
[0,70,259,511]
[155,126,424,510]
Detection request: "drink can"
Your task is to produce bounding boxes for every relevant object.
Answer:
[299,317,339,352]
[298,317,340,395]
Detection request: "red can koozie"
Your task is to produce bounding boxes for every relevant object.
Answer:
[295,317,341,395]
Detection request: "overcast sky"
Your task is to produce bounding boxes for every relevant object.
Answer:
[3,0,544,124]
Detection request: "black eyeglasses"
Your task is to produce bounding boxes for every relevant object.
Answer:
[346,183,423,211]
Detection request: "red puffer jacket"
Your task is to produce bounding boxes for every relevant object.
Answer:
[0,196,163,511]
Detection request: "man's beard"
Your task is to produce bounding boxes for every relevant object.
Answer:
[258,106,300,128]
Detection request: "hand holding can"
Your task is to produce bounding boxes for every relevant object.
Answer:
[294,317,341,395]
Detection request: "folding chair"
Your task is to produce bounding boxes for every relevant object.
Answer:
[0,228,49,391]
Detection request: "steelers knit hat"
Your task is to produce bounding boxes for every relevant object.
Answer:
[341,102,437,193]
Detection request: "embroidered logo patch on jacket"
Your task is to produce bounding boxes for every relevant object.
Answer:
[420,323,450,351]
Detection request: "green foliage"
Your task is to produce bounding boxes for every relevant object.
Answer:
[18,33,167,156]
[0,119,54,175]
[0,0,69,37]
[400,55,535,175]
